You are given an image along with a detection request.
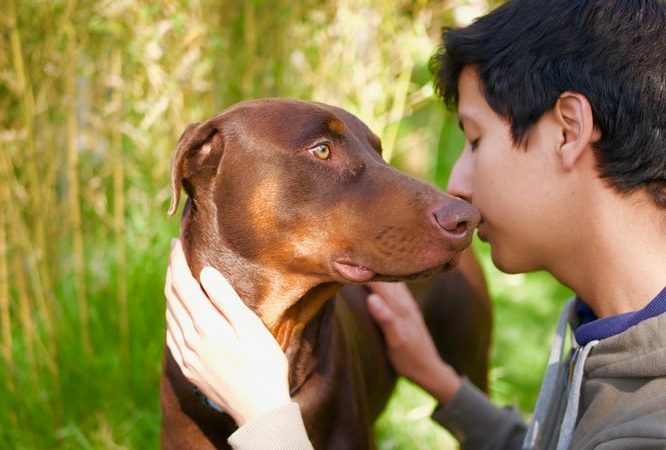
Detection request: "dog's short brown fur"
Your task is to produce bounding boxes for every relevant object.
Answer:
[161,98,492,449]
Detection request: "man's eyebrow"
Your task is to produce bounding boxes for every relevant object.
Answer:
[457,113,470,132]
[457,113,478,132]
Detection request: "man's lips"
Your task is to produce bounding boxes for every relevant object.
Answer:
[476,222,488,242]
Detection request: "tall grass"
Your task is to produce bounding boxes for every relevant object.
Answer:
[0,1,571,448]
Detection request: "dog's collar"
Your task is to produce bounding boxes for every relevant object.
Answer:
[193,387,226,414]
[193,376,311,416]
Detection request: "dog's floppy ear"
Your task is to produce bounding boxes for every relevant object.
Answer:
[167,120,221,217]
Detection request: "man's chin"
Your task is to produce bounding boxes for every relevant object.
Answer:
[490,250,534,275]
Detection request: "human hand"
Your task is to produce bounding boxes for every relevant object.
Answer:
[165,239,291,425]
[366,282,462,405]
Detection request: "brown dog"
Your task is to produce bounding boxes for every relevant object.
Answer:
[161,98,491,449]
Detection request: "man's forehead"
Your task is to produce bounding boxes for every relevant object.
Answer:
[456,67,497,130]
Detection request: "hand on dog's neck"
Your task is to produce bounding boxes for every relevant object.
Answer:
[180,211,341,354]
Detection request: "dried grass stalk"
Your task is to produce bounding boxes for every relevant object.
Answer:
[111,50,129,356]
[0,152,13,393]
[64,1,91,354]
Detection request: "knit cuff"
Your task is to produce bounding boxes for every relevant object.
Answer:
[432,377,526,448]
[228,402,314,450]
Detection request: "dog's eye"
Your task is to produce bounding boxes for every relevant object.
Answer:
[308,143,331,160]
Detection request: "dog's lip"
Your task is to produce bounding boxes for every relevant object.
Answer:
[333,259,376,283]
[333,254,460,283]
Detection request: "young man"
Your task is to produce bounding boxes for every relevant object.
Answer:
[165,0,666,448]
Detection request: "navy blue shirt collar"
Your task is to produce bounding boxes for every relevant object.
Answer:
[574,285,666,346]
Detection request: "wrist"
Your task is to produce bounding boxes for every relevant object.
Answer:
[419,361,462,406]
[236,396,292,426]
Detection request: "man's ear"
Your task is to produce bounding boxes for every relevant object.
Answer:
[554,92,600,171]
[167,120,223,217]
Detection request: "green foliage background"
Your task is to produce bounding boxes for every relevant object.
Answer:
[0,0,571,448]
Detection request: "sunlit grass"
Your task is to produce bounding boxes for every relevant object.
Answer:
[0,224,175,449]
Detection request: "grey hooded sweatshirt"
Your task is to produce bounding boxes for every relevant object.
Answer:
[434,288,666,449]
[226,288,666,450]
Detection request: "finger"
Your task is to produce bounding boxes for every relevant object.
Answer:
[165,265,200,344]
[168,241,221,333]
[166,270,234,355]
[366,293,406,348]
[366,281,415,315]
[168,244,240,347]
[166,327,199,383]
[169,240,209,313]
[166,294,200,355]
[200,266,265,336]
[166,322,188,374]
[366,293,396,323]
[163,263,174,300]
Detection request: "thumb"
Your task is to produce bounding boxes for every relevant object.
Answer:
[367,293,408,349]
[200,267,258,332]
[366,293,395,324]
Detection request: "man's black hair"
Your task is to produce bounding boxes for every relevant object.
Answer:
[431,0,666,207]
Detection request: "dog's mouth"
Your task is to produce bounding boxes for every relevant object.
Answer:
[333,255,459,283]
[333,260,376,283]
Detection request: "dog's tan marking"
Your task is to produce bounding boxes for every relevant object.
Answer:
[248,266,335,350]
[327,118,347,137]
[255,230,335,347]
[272,282,340,350]
[247,174,280,232]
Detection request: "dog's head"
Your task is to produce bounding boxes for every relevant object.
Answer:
[169,99,479,288]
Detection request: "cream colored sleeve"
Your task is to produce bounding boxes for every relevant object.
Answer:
[228,402,314,450]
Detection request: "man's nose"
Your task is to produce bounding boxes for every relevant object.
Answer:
[447,149,473,203]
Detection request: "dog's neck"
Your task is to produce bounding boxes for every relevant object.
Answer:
[180,212,341,361]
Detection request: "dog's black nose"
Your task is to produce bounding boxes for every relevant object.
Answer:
[433,199,480,249]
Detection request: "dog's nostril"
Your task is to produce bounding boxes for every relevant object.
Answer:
[449,221,469,236]
[433,200,480,238]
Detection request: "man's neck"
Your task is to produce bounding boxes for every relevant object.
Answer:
[552,189,666,318]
